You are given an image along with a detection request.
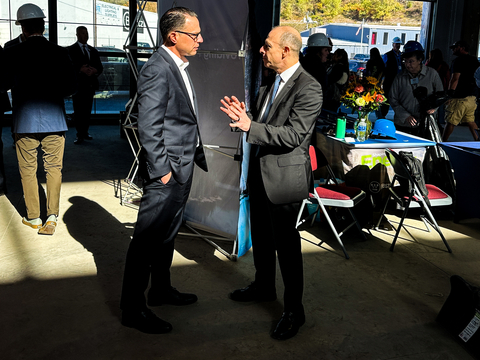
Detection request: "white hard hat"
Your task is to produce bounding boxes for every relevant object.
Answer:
[307,33,330,48]
[15,3,46,25]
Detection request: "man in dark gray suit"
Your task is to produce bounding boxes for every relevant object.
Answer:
[67,26,103,144]
[120,7,208,334]
[221,26,322,340]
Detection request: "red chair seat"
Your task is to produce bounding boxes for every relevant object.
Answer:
[315,185,363,200]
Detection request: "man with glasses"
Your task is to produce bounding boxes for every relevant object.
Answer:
[120,7,208,334]
[442,40,480,141]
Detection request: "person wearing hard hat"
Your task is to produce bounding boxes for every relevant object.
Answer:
[0,3,77,235]
[389,41,443,134]
[380,36,404,117]
[442,40,480,141]
[300,32,331,91]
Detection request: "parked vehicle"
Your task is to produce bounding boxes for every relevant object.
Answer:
[353,53,370,61]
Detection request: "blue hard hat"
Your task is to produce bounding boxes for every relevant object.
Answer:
[403,40,424,54]
[372,119,397,139]
[392,37,402,44]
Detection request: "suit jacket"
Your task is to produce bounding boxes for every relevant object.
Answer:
[247,65,322,205]
[1,37,77,133]
[4,35,22,49]
[67,42,103,91]
[0,46,11,114]
[137,47,208,185]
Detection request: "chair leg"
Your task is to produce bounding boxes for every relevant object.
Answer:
[375,196,390,229]
[318,202,350,259]
[421,204,453,253]
[390,205,410,252]
[347,209,367,241]
[296,199,308,228]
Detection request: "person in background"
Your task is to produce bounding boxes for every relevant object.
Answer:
[0,45,12,196]
[425,48,450,127]
[0,3,76,234]
[324,48,349,112]
[300,32,331,91]
[381,37,404,117]
[67,26,103,145]
[442,40,480,141]
[425,49,450,91]
[220,26,322,341]
[366,47,386,119]
[389,41,443,135]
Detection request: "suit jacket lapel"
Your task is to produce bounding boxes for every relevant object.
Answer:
[158,47,196,118]
[265,66,303,124]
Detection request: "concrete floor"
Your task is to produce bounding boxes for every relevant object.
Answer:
[0,124,479,360]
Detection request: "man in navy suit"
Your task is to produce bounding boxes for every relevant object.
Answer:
[120,7,208,334]
[67,26,103,144]
[221,26,323,340]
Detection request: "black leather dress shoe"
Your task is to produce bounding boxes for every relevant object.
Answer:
[85,134,93,140]
[271,311,306,340]
[229,282,277,302]
[147,287,198,306]
[121,308,172,334]
[73,137,83,145]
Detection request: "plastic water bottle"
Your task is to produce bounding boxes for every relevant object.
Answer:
[356,119,367,142]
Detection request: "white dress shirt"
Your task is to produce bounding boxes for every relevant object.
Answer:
[161,44,195,113]
[259,62,300,119]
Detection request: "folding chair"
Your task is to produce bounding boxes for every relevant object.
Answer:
[378,148,453,253]
[296,146,367,259]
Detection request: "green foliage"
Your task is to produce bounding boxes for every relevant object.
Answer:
[343,0,403,21]
[281,0,414,23]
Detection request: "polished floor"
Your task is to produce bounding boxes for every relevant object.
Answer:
[0,124,479,360]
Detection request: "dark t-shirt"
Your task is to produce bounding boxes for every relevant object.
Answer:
[451,54,480,98]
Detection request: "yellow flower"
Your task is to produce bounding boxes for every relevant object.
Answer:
[366,76,378,85]
[355,98,366,107]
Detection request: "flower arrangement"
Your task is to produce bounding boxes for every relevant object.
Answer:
[340,74,388,139]
[340,74,387,118]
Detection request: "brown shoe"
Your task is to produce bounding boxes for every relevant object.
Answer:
[38,215,57,235]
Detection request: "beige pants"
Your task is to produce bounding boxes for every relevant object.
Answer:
[15,133,65,219]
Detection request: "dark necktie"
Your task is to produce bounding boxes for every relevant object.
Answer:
[255,74,282,156]
[260,74,281,123]
[82,44,89,63]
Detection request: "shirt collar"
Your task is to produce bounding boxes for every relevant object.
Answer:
[161,44,190,70]
[77,41,88,49]
[278,62,300,84]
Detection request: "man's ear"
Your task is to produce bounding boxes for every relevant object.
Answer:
[282,46,291,59]
[168,31,178,45]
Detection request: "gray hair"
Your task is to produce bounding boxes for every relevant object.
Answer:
[276,26,302,56]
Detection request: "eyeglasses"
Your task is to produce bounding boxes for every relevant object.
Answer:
[176,30,202,41]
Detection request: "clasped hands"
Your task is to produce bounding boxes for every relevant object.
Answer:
[220,96,251,132]
[80,64,98,77]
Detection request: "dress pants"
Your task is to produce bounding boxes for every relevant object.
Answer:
[72,87,95,139]
[248,155,304,313]
[15,132,65,219]
[0,116,6,194]
[120,172,193,311]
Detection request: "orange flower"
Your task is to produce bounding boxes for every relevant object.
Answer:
[363,92,375,103]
